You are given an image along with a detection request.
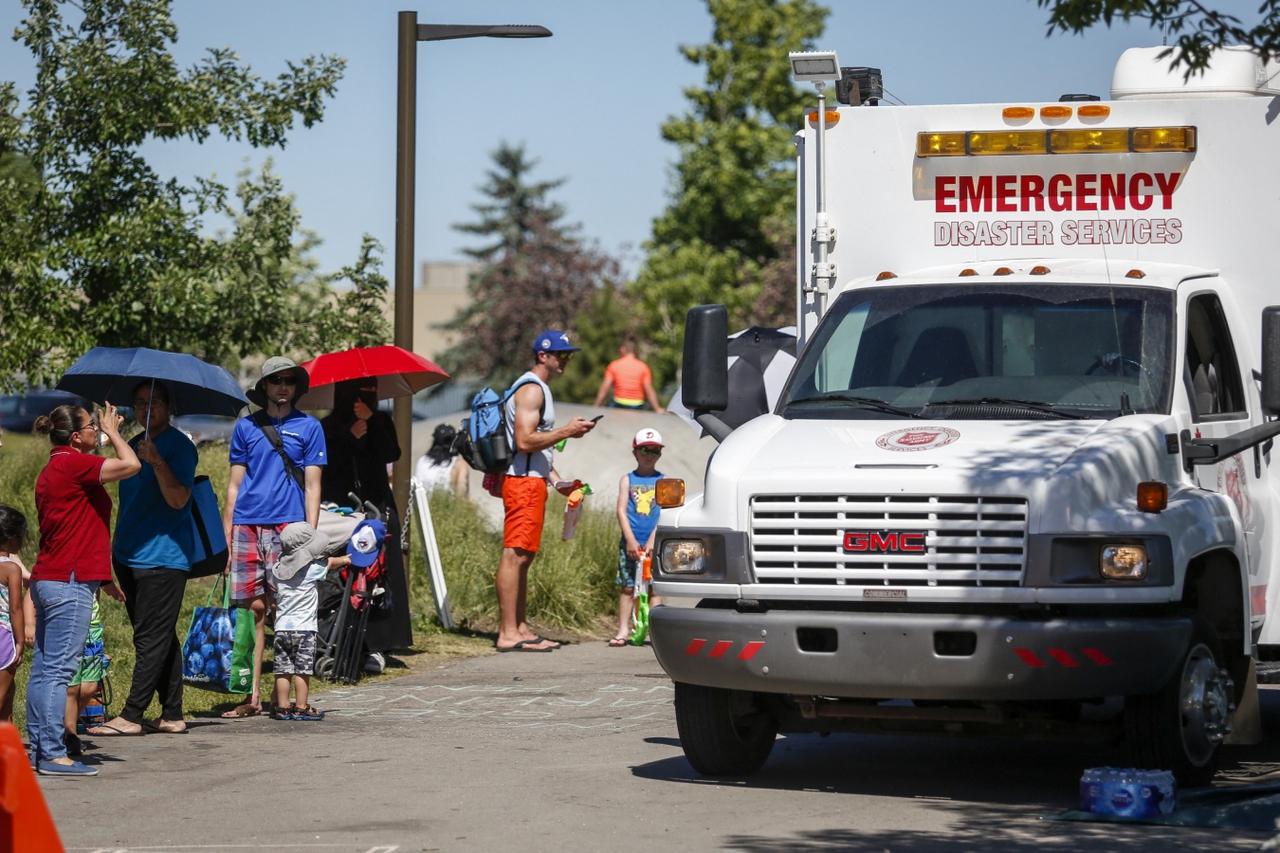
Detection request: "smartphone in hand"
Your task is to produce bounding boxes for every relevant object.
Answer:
[590,415,604,423]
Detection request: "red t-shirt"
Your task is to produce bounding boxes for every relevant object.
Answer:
[32,448,112,583]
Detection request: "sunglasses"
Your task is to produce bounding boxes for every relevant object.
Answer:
[267,375,299,386]
[637,446,662,456]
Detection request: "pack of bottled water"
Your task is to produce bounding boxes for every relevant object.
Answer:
[1079,768,1176,819]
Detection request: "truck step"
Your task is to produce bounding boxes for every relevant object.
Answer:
[1254,661,1280,684]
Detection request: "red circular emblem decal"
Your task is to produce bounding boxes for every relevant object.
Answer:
[875,427,961,452]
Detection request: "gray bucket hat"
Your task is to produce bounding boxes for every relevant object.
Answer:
[246,356,310,408]
[274,521,328,581]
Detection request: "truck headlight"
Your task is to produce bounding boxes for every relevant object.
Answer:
[1100,545,1148,580]
[660,540,706,574]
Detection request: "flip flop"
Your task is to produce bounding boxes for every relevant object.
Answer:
[533,635,562,648]
[496,639,555,653]
[607,637,628,647]
[220,703,262,719]
[85,723,143,737]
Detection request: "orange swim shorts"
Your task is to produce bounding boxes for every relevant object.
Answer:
[502,475,549,553]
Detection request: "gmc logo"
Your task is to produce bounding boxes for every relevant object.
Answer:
[843,531,927,554]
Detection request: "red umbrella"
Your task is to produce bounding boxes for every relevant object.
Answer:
[295,345,450,409]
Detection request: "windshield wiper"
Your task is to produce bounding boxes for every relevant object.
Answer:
[922,397,1089,419]
[786,392,922,418]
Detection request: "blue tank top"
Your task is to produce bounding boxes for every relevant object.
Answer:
[625,470,663,545]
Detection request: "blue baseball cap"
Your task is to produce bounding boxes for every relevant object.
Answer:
[348,518,387,568]
[532,329,581,354]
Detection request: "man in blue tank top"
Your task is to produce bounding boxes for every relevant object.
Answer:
[495,329,596,652]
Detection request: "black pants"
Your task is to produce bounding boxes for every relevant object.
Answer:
[116,565,187,723]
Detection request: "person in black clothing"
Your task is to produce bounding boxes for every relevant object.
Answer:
[319,380,400,510]
[318,378,412,653]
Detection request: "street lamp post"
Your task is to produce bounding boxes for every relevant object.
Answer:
[393,11,551,526]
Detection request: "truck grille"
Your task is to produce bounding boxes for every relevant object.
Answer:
[749,494,1028,587]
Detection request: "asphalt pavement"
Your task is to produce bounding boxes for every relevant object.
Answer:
[38,639,1277,852]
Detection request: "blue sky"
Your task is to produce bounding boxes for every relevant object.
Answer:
[0,0,1264,276]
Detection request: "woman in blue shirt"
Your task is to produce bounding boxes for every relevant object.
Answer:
[89,381,196,737]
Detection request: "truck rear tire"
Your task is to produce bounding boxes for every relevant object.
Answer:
[1122,623,1234,787]
[674,682,777,777]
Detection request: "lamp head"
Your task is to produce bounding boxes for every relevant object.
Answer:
[789,50,841,89]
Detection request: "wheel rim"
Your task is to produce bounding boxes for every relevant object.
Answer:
[1178,642,1233,766]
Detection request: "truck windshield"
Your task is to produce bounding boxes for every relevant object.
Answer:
[783,284,1174,419]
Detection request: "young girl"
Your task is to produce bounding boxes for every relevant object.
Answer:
[0,505,29,723]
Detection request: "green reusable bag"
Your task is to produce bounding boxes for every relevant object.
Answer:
[181,575,255,694]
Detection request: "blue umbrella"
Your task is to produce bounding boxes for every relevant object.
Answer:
[57,347,248,418]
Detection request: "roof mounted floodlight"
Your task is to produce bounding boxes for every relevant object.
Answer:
[789,50,841,85]
[789,51,841,315]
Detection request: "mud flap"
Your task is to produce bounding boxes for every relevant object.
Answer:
[1224,658,1262,745]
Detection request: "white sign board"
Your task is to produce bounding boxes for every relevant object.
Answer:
[410,477,453,630]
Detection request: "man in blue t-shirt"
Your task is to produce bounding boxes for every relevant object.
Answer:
[222,356,326,718]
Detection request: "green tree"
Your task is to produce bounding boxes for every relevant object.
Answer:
[0,0,382,390]
[1038,1,1280,72]
[440,142,620,388]
[632,0,828,388]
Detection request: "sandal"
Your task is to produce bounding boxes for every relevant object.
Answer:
[85,722,143,737]
[220,702,262,719]
[607,636,628,647]
[291,705,325,721]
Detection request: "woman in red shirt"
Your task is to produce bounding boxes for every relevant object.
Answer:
[27,402,139,777]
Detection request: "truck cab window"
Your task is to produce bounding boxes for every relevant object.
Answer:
[783,284,1175,419]
[1183,293,1246,419]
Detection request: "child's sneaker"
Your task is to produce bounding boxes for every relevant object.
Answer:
[269,705,296,721]
[291,705,325,721]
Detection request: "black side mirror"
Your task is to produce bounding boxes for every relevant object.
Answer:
[682,305,729,412]
[1264,306,1280,416]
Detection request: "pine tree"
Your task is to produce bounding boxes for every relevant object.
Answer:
[440,142,620,387]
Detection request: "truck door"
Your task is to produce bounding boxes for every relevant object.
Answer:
[1181,291,1271,624]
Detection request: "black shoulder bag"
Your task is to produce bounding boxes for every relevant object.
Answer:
[251,410,305,492]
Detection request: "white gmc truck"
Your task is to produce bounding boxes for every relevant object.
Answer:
[649,47,1280,785]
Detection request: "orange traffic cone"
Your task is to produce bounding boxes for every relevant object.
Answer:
[0,722,64,853]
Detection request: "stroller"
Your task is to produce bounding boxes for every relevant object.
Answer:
[313,494,389,684]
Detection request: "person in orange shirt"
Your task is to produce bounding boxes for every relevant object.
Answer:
[593,340,665,413]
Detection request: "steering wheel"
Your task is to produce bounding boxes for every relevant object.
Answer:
[1086,352,1144,378]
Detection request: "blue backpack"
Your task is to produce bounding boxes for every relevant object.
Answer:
[457,379,543,474]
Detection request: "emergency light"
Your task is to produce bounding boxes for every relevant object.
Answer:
[917,126,1196,157]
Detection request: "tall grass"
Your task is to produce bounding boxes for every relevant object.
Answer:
[411,489,619,635]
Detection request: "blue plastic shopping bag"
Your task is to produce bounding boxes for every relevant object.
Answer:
[181,576,254,693]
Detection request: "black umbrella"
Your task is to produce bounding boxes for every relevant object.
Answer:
[669,326,797,434]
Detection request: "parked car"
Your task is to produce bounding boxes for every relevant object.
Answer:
[172,414,236,445]
[0,389,88,434]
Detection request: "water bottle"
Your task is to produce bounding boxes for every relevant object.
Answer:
[1080,767,1175,819]
[561,483,592,540]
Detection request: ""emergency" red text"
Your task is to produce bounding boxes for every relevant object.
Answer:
[935,172,1181,214]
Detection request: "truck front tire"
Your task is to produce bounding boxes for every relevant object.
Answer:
[1122,622,1234,787]
[674,682,778,776]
